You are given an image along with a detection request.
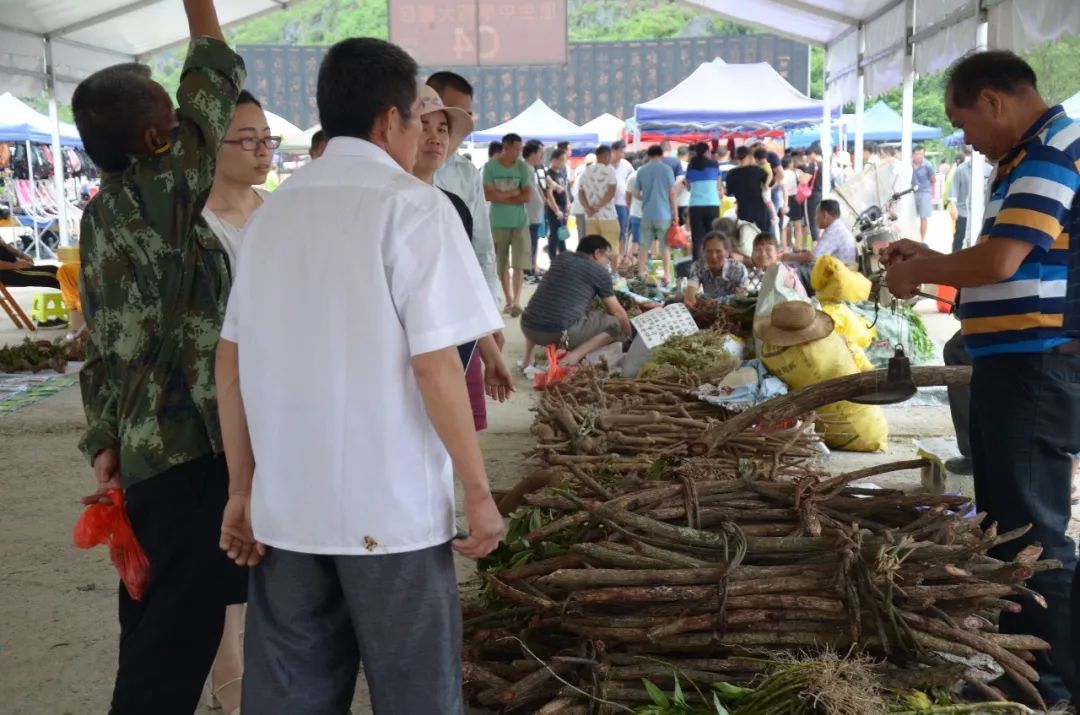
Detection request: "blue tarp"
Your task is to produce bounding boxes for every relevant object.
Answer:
[0,92,82,146]
[786,101,941,148]
[634,60,833,132]
[470,99,598,147]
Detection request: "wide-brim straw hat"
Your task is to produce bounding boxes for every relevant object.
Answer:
[416,83,474,155]
[754,300,834,347]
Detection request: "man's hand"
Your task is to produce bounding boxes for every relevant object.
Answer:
[484,358,515,402]
[82,447,122,505]
[452,490,503,560]
[15,258,33,270]
[220,493,266,566]
[949,204,958,222]
[880,238,938,267]
[885,259,922,299]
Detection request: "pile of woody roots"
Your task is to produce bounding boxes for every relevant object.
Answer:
[468,370,1056,713]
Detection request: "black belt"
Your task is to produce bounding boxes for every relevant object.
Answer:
[1048,341,1080,355]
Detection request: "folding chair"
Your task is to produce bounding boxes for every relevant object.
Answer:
[0,281,35,331]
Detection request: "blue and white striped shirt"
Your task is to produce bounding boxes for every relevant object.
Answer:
[958,105,1080,357]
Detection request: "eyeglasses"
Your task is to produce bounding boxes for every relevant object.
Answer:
[221,136,282,151]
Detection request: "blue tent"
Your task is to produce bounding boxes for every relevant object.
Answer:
[943,130,965,147]
[785,101,941,148]
[0,92,82,146]
[634,60,833,131]
[470,99,598,148]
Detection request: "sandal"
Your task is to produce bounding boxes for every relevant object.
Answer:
[509,305,523,318]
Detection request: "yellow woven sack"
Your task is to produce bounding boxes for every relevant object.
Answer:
[812,255,872,303]
[760,332,888,452]
[819,303,876,372]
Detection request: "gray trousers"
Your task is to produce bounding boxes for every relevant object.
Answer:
[242,542,464,715]
[943,330,972,457]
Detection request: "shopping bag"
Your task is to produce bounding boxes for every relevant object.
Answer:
[73,488,150,600]
[665,223,689,249]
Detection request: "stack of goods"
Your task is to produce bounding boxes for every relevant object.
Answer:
[466,462,1057,713]
[0,336,85,372]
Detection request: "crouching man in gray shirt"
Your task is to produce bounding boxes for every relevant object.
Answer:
[521,234,632,369]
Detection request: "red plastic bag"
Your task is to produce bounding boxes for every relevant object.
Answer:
[533,344,576,390]
[665,223,689,249]
[73,488,150,600]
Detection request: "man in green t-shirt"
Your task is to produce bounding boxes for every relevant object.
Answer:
[483,132,532,316]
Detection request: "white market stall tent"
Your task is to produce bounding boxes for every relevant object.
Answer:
[634,59,834,132]
[579,113,627,144]
[470,99,599,148]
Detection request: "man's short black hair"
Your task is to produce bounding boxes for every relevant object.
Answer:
[577,234,611,255]
[72,62,161,173]
[502,133,522,145]
[864,141,879,154]
[947,50,1037,109]
[702,231,732,252]
[317,38,417,141]
[753,232,778,248]
[677,145,689,157]
[236,90,262,108]
[913,145,925,154]
[611,140,626,151]
[523,143,541,159]
[808,143,822,156]
[311,130,327,151]
[557,141,570,151]
[646,144,664,158]
[550,148,567,161]
[488,141,502,158]
[426,71,473,98]
[734,146,750,161]
[818,199,841,218]
[752,147,768,161]
[595,144,611,158]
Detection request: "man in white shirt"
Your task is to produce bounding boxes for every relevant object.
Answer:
[578,145,620,249]
[428,72,504,314]
[611,140,635,254]
[216,39,504,714]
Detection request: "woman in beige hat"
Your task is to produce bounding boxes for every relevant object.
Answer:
[755,300,835,347]
[411,83,515,416]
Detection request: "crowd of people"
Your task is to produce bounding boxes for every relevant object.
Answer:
[20,0,1075,710]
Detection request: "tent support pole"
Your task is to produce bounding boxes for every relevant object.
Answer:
[26,139,40,259]
[820,47,832,192]
[853,24,866,172]
[968,14,989,248]
[45,38,69,248]
[900,0,916,167]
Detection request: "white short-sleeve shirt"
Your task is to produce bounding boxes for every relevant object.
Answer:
[221,137,503,555]
[579,163,618,220]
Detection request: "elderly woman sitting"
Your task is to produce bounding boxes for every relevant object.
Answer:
[683,231,749,307]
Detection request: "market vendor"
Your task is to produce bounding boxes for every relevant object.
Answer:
[521,234,632,369]
[0,241,79,329]
[683,231,749,307]
[780,200,856,265]
[748,232,779,291]
[884,50,1079,706]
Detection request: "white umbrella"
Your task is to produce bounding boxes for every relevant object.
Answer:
[264,110,308,152]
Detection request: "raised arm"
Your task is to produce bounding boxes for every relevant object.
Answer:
[184,0,224,41]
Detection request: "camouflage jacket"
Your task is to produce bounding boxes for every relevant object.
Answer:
[79,38,246,486]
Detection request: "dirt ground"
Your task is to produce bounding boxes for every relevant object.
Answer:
[0,234,1052,714]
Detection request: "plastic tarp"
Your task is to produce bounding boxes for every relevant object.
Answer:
[470,99,599,146]
[0,92,82,146]
[634,60,834,131]
[579,113,627,144]
[786,101,940,148]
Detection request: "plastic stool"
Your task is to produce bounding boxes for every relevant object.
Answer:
[31,291,69,325]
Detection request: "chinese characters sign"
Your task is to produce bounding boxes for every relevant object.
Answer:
[389,0,568,66]
[240,35,808,131]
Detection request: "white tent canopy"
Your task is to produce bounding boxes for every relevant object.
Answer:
[281,124,322,154]
[0,1,310,102]
[579,114,627,144]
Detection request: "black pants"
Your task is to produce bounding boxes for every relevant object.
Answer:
[970,352,1080,704]
[805,194,822,242]
[943,330,972,457]
[0,265,59,289]
[546,208,568,261]
[689,205,719,261]
[110,454,247,715]
[952,215,968,253]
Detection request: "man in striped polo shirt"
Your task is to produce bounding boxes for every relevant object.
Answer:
[884,51,1080,706]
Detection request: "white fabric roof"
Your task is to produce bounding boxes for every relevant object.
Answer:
[0,1,308,101]
[579,113,627,143]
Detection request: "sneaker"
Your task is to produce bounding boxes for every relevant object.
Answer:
[945,456,973,475]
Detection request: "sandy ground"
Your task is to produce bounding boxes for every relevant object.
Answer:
[0,210,1046,714]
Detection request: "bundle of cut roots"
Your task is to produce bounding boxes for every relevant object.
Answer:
[466,460,1058,713]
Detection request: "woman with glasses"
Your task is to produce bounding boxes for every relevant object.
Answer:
[200,89,276,715]
[203,90,278,270]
